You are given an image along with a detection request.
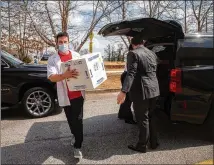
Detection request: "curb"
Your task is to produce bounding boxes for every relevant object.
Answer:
[106,71,123,74]
[86,89,120,94]
[196,159,213,164]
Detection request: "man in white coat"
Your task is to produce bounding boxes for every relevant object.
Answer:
[47,32,85,159]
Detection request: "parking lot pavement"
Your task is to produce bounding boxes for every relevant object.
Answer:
[1,92,213,164]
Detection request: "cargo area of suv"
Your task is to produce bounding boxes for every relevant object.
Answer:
[98,18,185,116]
[146,41,175,115]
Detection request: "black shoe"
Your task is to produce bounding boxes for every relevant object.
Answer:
[150,143,160,150]
[125,119,137,125]
[128,144,147,153]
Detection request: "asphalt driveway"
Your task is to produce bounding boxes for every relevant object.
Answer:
[1,92,213,164]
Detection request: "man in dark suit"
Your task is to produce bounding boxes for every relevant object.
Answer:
[117,35,160,153]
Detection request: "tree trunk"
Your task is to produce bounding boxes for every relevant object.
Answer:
[23,11,27,57]
[108,46,111,62]
[18,12,22,58]
[184,0,187,33]
[8,1,11,50]
[121,0,130,48]
[122,0,125,20]
[198,20,201,32]
[117,50,120,61]
[122,52,126,62]
[60,0,70,32]
[45,1,57,38]
[149,0,152,18]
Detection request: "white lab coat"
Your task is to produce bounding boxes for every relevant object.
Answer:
[47,50,85,107]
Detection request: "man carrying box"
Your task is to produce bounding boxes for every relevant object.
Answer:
[47,32,84,159]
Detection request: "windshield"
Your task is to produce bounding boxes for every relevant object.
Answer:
[1,50,24,66]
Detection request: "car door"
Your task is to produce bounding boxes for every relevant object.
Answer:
[170,36,214,124]
[1,59,19,105]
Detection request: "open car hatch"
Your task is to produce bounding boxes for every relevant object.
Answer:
[98,18,184,40]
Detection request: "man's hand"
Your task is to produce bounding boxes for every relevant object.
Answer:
[117,91,126,104]
[48,68,79,82]
[63,68,79,79]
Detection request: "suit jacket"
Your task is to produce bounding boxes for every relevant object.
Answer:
[122,45,160,102]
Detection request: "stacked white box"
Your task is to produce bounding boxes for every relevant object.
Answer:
[61,52,107,91]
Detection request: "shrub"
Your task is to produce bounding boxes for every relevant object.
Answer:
[22,56,32,63]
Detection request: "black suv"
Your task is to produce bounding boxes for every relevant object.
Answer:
[99,18,214,132]
[1,50,61,118]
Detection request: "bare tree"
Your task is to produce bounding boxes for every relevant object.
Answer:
[21,1,78,48]
[104,43,125,62]
[157,1,192,33]
[7,1,11,50]
[100,1,136,50]
[21,1,123,53]
[118,0,131,49]
[1,1,45,61]
[58,0,78,32]
[139,1,173,19]
[190,0,213,32]
[184,0,187,33]
[104,44,112,61]
[117,43,124,61]
[75,1,124,52]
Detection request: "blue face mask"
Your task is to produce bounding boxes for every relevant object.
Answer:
[58,44,69,54]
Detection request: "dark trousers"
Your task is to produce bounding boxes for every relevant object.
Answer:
[133,97,158,146]
[118,71,134,120]
[63,96,84,149]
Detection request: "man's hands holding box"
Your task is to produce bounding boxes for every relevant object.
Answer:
[63,68,79,79]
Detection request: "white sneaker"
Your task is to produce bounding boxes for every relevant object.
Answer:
[74,148,83,159]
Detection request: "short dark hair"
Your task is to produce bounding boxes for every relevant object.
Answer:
[131,35,144,45]
[56,32,69,42]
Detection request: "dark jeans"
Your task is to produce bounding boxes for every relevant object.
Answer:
[118,71,134,120]
[63,96,84,149]
[133,97,158,146]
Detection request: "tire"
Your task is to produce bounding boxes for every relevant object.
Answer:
[54,103,63,115]
[22,87,55,118]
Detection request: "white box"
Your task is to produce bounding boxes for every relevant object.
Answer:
[61,52,107,91]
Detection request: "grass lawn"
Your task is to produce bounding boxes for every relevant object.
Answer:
[97,73,121,89]
[104,61,125,65]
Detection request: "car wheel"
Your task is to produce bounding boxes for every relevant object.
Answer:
[22,87,55,118]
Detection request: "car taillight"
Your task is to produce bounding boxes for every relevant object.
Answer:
[170,68,182,93]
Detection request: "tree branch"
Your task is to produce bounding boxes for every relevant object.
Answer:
[45,1,57,38]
